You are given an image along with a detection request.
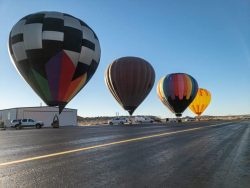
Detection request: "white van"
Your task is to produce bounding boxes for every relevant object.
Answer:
[108,117,128,125]
[134,117,154,123]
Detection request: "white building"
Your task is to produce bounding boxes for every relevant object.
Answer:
[0,106,77,127]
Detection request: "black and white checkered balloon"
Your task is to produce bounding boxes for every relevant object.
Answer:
[8,11,101,113]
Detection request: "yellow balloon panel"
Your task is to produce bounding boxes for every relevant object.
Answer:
[189,88,211,116]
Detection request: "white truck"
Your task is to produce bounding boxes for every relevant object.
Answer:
[11,118,44,129]
[108,117,128,125]
[134,117,154,123]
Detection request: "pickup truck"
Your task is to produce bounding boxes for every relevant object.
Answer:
[11,118,44,129]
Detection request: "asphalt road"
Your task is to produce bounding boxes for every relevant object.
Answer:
[0,121,249,188]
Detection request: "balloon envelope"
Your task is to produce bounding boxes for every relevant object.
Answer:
[105,57,155,115]
[8,11,101,113]
[157,73,198,117]
[189,88,211,116]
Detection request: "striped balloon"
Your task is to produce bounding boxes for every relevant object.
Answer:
[189,88,211,116]
[157,73,198,117]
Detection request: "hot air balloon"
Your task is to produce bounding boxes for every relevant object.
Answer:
[8,11,101,113]
[189,88,211,116]
[105,57,155,115]
[157,73,198,117]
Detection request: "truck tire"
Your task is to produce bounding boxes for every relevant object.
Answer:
[16,124,22,130]
[36,124,41,129]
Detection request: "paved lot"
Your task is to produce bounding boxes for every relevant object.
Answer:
[0,121,249,188]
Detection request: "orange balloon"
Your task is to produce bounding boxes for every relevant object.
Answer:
[189,88,211,116]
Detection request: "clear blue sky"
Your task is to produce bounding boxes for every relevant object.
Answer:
[0,0,249,118]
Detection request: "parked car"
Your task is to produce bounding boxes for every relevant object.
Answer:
[183,117,196,122]
[108,117,128,125]
[134,116,154,123]
[11,118,44,129]
[166,118,179,123]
